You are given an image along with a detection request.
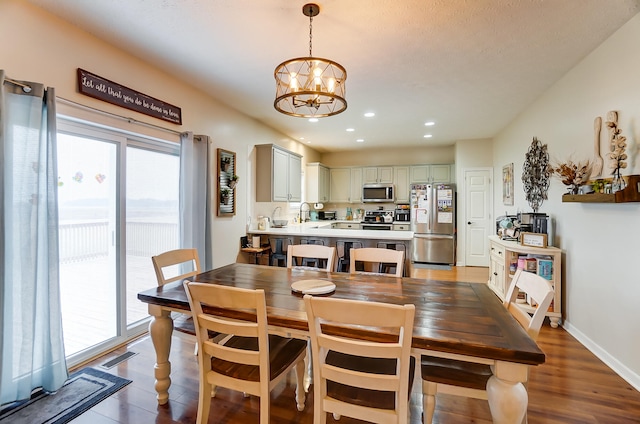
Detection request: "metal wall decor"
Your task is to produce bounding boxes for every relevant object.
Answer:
[521,137,551,212]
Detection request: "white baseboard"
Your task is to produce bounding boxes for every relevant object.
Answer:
[563,320,640,392]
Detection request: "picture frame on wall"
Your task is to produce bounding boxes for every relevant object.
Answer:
[503,163,514,206]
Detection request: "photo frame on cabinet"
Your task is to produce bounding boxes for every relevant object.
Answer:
[217,149,237,216]
[503,163,514,206]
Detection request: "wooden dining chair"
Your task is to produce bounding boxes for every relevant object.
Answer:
[184,282,307,424]
[151,248,202,341]
[349,247,405,277]
[304,294,416,424]
[421,269,554,423]
[152,248,201,286]
[287,244,336,271]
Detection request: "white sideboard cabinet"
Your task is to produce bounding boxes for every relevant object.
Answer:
[488,235,562,328]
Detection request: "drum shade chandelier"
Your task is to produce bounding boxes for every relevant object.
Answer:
[274,3,347,118]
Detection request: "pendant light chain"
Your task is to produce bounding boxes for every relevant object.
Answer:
[309,13,313,57]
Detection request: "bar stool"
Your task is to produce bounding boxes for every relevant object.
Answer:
[336,240,363,273]
[376,242,407,276]
[299,238,325,268]
[269,237,292,267]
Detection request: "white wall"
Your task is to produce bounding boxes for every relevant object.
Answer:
[492,13,640,388]
[0,0,321,267]
[320,145,454,167]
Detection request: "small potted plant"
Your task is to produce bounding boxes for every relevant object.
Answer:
[229,174,239,189]
[220,188,231,204]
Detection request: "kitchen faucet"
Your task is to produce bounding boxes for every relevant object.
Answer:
[272,206,282,221]
[299,202,311,222]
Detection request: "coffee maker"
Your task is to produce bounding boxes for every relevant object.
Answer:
[518,212,554,246]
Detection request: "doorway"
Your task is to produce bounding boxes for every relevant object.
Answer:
[463,168,493,267]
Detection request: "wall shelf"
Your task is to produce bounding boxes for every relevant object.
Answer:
[562,175,640,203]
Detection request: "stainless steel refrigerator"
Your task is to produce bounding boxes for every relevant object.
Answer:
[410,183,456,265]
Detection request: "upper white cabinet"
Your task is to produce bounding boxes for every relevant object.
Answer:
[410,164,452,183]
[350,167,363,203]
[306,163,330,203]
[363,166,393,184]
[393,166,410,203]
[329,168,352,203]
[255,144,302,202]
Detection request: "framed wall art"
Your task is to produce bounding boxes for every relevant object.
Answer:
[217,149,237,216]
[503,163,514,206]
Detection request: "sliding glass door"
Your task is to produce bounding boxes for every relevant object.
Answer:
[57,120,179,365]
[57,132,118,356]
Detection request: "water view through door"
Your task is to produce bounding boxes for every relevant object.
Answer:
[57,133,118,355]
[57,126,180,361]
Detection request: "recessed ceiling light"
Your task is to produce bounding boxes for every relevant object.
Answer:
[346,128,355,132]
[424,121,435,126]
[364,112,375,118]
[308,118,319,123]
[356,139,364,143]
[423,134,433,138]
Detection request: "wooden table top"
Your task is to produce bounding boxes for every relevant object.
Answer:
[138,263,545,366]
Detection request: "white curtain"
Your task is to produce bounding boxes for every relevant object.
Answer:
[0,70,67,405]
[179,132,213,270]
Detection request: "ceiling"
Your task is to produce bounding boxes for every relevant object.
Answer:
[28,0,640,152]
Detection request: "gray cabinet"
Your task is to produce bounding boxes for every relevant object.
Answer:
[329,168,351,202]
[393,166,410,203]
[306,163,329,203]
[410,164,452,183]
[363,166,393,184]
[255,144,302,202]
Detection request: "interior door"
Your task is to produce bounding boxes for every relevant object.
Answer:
[464,168,493,266]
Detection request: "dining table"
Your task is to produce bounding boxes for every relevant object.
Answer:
[137,263,545,423]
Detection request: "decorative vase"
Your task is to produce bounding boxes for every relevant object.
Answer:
[611,171,626,193]
[229,180,237,189]
[567,185,579,195]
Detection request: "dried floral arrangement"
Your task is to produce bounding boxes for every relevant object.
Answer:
[551,158,591,194]
[605,111,627,189]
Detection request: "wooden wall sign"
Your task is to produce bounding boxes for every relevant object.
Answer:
[77,68,182,125]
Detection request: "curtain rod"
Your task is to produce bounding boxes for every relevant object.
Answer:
[56,96,182,136]
[4,77,33,93]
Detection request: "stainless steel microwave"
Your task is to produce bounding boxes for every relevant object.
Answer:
[362,183,395,203]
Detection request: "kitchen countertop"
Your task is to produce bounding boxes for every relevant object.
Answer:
[248,220,413,241]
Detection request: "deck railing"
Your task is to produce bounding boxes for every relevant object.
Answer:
[59,221,178,263]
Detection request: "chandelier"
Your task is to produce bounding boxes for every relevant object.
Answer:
[274,3,347,118]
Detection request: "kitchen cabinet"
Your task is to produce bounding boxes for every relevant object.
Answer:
[410,164,452,183]
[363,166,393,184]
[306,162,330,203]
[488,235,562,328]
[332,222,361,229]
[255,144,302,202]
[329,167,352,202]
[393,166,410,203]
[393,224,409,231]
[350,167,363,203]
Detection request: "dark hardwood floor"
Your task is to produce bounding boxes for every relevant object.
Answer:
[70,267,640,423]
